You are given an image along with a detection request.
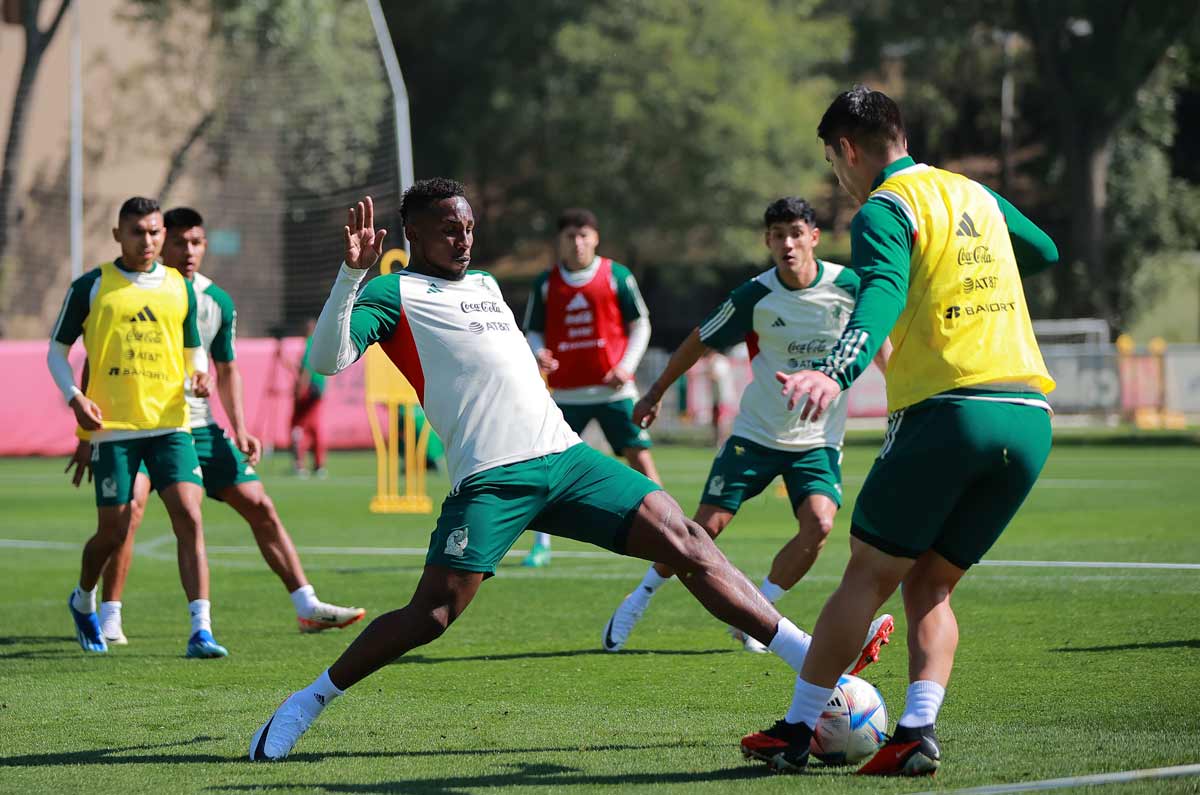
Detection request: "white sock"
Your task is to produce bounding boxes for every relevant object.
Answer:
[759,577,787,603]
[72,584,96,614]
[299,668,345,713]
[99,601,122,628]
[290,584,321,618]
[534,532,551,548]
[189,599,212,635]
[897,680,946,728]
[767,617,812,673]
[785,676,834,729]
[640,565,670,593]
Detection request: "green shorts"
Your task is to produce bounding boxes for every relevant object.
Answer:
[700,436,842,514]
[558,399,652,453]
[136,424,259,500]
[426,443,661,574]
[92,431,202,507]
[851,397,1052,570]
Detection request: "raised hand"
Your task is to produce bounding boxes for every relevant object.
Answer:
[775,370,841,421]
[344,196,388,270]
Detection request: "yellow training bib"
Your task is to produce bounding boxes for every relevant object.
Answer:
[82,262,191,431]
[870,164,1055,411]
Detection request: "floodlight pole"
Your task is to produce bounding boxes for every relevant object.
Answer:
[69,0,82,279]
[366,0,415,254]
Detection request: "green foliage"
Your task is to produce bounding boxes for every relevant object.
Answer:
[125,0,387,197]
[389,0,849,266]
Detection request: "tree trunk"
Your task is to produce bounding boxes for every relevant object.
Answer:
[158,110,215,203]
[0,44,46,270]
[1053,122,1113,325]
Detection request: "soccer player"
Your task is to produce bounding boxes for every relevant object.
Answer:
[602,197,892,654]
[520,208,660,566]
[48,196,225,657]
[739,86,1057,775]
[248,181,892,761]
[290,317,328,478]
[68,208,366,643]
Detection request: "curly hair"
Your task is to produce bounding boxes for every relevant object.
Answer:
[400,178,468,225]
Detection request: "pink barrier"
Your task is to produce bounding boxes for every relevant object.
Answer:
[1,338,375,457]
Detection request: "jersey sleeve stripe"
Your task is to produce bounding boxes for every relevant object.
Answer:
[698,300,735,340]
[870,190,918,233]
[49,288,75,342]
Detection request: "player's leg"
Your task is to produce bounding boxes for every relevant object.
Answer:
[250,461,544,760]
[604,503,734,651]
[99,470,151,645]
[290,397,310,477]
[145,431,226,657]
[308,400,327,477]
[250,564,483,760]
[69,439,143,652]
[220,479,366,632]
[859,402,1051,776]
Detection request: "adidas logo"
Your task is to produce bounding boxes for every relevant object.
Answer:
[426,282,443,293]
[128,305,158,322]
[771,317,786,328]
[955,212,980,237]
[566,293,589,311]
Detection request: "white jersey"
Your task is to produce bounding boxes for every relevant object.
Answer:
[698,263,859,452]
[184,273,238,429]
[312,265,581,489]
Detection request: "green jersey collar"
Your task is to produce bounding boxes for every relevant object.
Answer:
[776,258,824,291]
[871,155,917,191]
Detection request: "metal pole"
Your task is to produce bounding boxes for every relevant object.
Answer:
[365,0,415,254]
[69,0,82,279]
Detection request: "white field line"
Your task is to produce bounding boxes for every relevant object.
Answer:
[3,538,1198,571]
[912,762,1200,795]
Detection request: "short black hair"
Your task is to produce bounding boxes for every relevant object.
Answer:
[764,197,816,229]
[163,206,204,231]
[118,196,160,224]
[817,85,906,156]
[557,208,598,232]
[400,178,467,225]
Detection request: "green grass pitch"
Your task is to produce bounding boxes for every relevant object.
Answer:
[1,441,1198,793]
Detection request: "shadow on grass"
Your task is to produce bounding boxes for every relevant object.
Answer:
[396,648,736,665]
[0,736,228,767]
[0,635,74,646]
[1052,638,1200,653]
[209,760,771,794]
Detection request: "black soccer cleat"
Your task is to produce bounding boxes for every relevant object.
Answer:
[740,719,812,773]
[857,723,941,776]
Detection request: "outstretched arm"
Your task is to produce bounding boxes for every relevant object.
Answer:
[311,196,401,375]
[633,328,709,429]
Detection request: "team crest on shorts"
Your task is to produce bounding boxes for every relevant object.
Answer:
[101,477,118,498]
[708,475,725,496]
[445,525,469,557]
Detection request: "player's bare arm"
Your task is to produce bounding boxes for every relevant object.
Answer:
[633,328,710,429]
[535,348,560,374]
[344,196,387,271]
[215,359,261,465]
[872,337,893,375]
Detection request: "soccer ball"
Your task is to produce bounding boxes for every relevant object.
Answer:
[809,674,888,765]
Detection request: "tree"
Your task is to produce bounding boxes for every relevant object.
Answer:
[1020,1,1200,326]
[387,0,850,268]
[0,0,72,288]
[836,0,1200,329]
